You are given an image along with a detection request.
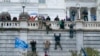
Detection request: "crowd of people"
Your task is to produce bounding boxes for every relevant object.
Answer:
[30,33,62,56]
[0,9,97,22]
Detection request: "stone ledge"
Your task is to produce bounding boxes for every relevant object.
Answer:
[0,28,100,32]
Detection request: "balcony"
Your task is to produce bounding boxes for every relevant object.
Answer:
[0,21,100,31]
[65,0,96,7]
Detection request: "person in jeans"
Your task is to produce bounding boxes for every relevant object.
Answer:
[82,9,88,21]
[43,40,51,52]
[54,33,62,50]
[71,10,76,21]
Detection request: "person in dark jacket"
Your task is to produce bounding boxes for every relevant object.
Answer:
[82,9,88,21]
[71,10,76,21]
[54,33,62,50]
[60,20,65,29]
[46,16,51,21]
[13,17,17,21]
[68,23,75,38]
[30,40,37,56]
[54,16,59,21]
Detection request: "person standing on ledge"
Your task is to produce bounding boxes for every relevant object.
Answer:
[82,9,88,21]
[71,10,76,21]
[38,16,43,29]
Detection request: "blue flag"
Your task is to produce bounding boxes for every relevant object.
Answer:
[81,48,87,56]
[15,37,28,50]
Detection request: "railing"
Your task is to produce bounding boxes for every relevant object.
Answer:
[0,21,100,30]
[0,21,20,28]
[28,21,39,29]
[50,21,60,29]
[83,22,100,30]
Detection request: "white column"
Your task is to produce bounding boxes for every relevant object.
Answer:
[77,8,81,20]
[96,8,100,21]
[66,8,70,18]
[19,21,28,56]
[88,8,91,21]
[96,0,100,21]
[19,30,28,56]
[76,21,83,55]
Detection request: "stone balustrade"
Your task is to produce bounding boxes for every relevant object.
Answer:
[0,21,99,30]
[0,21,20,28]
[28,21,39,29]
[83,22,100,30]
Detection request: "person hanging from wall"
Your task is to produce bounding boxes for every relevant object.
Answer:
[45,21,52,34]
[40,16,52,34]
[71,10,76,21]
[38,16,43,29]
[68,23,75,38]
[82,9,88,21]
[54,33,62,50]
[54,15,60,21]
[41,16,46,27]
[30,40,38,56]
[43,40,51,53]
[59,19,65,29]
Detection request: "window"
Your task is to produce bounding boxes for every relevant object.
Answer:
[3,0,10,2]
[39,0,45,4]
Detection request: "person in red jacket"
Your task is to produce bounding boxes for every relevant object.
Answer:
[29,16,37,21]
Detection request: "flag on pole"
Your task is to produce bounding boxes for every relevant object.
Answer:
[81,48,87,56]
[15,37,28,50]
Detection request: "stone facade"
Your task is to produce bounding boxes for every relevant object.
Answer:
[0,0,100,56]
[0,21,100,56]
